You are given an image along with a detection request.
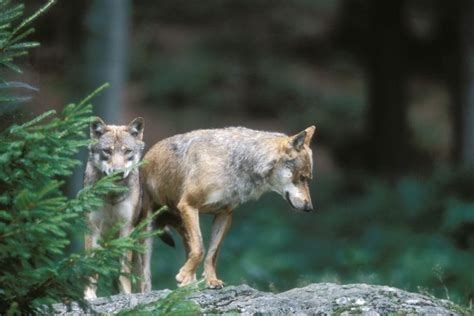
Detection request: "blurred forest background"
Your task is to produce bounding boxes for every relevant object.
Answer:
[1,0,473,305]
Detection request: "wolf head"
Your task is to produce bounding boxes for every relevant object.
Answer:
[270,126,315,212]
[89,117,145,178]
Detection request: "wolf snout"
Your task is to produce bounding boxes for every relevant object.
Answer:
[103,168,130,178]
[103,168,118,176]
[285,192,314,212]
[303,201,314,212]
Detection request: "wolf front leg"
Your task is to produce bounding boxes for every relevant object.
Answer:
[139,222,154,292]
[175,199,204,287]
[118,223,133,294]
[84,233,99,299]
[203,210,232,289]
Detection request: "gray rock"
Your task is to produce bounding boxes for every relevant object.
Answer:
[50,283,464,315]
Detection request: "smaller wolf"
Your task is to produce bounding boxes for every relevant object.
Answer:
[83,117,145,299]
[140,125,315,290]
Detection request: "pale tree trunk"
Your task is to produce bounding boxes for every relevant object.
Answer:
[69,0,131,198]
[365,0,409,175]
[84,0,130,122]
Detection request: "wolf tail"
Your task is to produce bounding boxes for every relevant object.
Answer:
[159,226,175,248]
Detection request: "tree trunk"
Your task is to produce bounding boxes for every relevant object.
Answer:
[459,0,474,165]
[84,0,130,121]
[365,0,409,175]
[448,0,474,166]
[68,0,131,198]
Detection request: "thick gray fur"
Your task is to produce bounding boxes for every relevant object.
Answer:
[165,127,286,206]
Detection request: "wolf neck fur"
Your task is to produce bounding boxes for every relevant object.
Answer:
[228,144,276,202]
[212,130,285,206]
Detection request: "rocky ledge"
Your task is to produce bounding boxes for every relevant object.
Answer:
[51,283,464,315]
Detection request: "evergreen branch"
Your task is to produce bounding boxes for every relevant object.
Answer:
[0,89,139,312]
[6,41,39,50]
[0,4,23,29]
[7,27,35,46]
[0,81,38,90]
[11,109,55,130]
[8,0,55,41]
[0,49,28,61]
[2,60,22,73]
[0,94,31,103]
[78,82,110,107]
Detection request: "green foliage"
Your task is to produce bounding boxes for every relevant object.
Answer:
[0,87,156,314]
[0,0,54,76]
[0,0,55,107]
[0,2,174,314]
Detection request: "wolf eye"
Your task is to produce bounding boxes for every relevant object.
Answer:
[285,159,296,168]
[300,175,307,182]
[102,148,112,155]
[124,149,133,155]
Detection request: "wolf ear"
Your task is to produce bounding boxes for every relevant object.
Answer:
[290,130,307,151]
[290,126,316,151]
[90,117,107,139]
[128,117,144,139]
[304,125,316,146]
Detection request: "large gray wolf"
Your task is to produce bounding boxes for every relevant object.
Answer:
[140,126,315,290]
[83,117,145,299]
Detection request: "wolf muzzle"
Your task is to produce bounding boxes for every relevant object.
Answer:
[285,192,313,212]
[104,168,131,179]
[303,202,313,212]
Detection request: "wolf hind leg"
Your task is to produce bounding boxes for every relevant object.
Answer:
[175,199,204,287]
[203,209,232,289]
[138,195,155,293]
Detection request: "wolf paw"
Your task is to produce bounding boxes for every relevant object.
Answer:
[176,271,196,287]
[84,287,97,300]
[206,278,225,289]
